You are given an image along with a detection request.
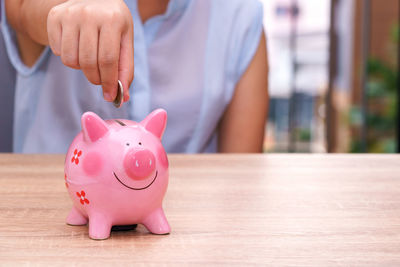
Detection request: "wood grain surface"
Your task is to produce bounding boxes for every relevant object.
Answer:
[0,154,400,266]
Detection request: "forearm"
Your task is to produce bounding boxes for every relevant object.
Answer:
[5,0,67,45]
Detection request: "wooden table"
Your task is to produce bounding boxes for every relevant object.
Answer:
[0,154,400,266]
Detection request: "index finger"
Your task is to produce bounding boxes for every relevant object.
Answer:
[98,25,120,102]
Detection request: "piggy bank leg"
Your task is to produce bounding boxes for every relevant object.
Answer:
[66,206,88,225]
[88,213,112,240]
[142,207,170,235]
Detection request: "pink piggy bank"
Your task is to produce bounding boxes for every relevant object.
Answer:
[64,109,170,240]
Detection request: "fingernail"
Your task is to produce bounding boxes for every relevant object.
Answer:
[104,92,113,102]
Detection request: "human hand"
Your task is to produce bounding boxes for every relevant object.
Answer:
[47,0,134,103]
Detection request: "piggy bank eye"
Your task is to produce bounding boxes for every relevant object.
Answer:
[139,142,142,146]
[126,143,130,146]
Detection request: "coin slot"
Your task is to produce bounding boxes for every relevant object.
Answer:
[115,120,126,126]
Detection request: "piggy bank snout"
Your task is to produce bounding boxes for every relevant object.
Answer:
[124,148,156,180]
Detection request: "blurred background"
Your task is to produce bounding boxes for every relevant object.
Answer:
[261,0,399,153]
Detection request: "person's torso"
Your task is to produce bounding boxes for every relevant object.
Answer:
[2,0,263,153]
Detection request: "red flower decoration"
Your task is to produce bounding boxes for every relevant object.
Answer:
[64,173,68,188]
[71,149,82,165]
[76,190,90,205]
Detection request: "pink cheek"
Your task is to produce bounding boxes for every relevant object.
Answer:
[83,152,102,176]
[158,146,169,168]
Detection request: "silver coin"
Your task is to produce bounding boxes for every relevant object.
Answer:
[113,80,124,108]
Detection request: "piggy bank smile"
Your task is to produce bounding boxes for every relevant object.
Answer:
[113,170,158,190]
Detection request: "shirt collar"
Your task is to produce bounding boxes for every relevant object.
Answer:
[163,0,190,19]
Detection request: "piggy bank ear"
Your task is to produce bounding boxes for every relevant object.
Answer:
[81,112,109,142]
[140,109,167,139]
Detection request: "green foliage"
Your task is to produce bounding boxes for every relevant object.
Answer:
[350,23,399,153]
[297,128,311,142]
[349,106,363,126]
[367,58,397,92]
[350,139,363,153]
